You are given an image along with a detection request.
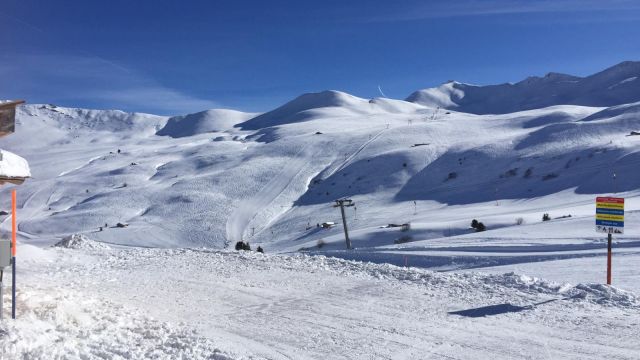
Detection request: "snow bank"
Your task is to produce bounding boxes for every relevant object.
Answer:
[0,287,234,359]
[482,272,639,308]
[225,252,640,309]
[54,234,110,251]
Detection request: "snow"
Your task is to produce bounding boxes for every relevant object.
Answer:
[0,286,233,359]
[54,233,110,250]
[1,61,640,358]
[3,245,638,359]
[405,81,465,109]
[157,109,258,138]
[407,61,640,114]
[0,150,30,179]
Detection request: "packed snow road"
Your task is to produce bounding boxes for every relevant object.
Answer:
[2,240,638,359]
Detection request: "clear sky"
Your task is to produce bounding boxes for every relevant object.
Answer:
[2,0,640,115]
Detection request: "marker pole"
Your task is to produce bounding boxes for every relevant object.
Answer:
[11,189,16,319]
[1,271,3,320]
[607,233,612,285]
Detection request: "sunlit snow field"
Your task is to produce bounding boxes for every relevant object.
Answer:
[2,63,640,358]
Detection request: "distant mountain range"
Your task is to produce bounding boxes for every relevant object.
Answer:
[406,61,640,114]
[2,61,640,251]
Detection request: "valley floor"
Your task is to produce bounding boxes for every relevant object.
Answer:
[1,243,638,359]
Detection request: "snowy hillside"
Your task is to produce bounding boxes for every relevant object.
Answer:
[1,62,640,358]
[1,63,639,256]
[407,61,640,114]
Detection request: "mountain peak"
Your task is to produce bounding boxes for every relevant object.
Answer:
[237,90,367,130]
[407,61,640,114]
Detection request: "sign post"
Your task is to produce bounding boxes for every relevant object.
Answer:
[595,197,624,285]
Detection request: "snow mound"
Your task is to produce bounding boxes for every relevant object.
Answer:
[0,287,234,360]
[237,90,369,129]
[156,109,256,138]
[54,234,110,250]
[566,283,639,307]
[287,255,640,309]
[484,272,639,308]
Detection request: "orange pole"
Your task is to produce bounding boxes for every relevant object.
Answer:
[607,233,612,285]
[11,189,16,319]
[12,189,16,256]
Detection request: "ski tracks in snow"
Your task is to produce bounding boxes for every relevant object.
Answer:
[15,247,639,360]
[225,144,320,243]
[329,127,387,178]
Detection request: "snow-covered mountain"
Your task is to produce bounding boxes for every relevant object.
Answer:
[3,62,640,359]
[407,61,640,114]
[1,62,639,255]
[157,109,258,138]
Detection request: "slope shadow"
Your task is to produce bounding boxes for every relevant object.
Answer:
[449,299,558,318]
[295,151,412,206]
[397,240,640,254]
[394,147,633,205]
[449,303,529,317]
[314,250,604,271]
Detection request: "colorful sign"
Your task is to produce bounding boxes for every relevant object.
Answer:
[596,197,624,234]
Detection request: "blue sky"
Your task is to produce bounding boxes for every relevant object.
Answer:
[2,0,640,115]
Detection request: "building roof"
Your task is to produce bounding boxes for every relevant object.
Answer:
[0,100,26,109]
[0,150,31,185]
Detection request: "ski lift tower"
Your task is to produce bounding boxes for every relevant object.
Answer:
[0,100,31,320]
[333,198,355,249]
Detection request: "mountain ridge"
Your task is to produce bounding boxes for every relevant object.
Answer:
[407,61,640,114]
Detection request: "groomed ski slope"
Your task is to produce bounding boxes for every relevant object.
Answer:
[2,241,638,359]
